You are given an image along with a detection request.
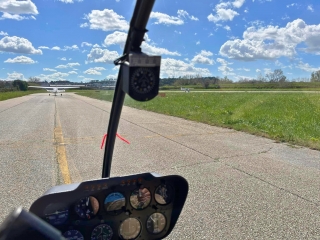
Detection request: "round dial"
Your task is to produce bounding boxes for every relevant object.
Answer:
[146,213,166,234]
[155,184,174,205]
[130,187,151,210]
[44,203,69,225]
[119,218,141,239]
[63,230,84,240]
[91,224,113,240]
[131,67,156,94]
[75,196,99,220]
[104,192,125,213]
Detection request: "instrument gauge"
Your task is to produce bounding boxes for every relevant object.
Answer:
[104,192,125,213]
[155,184,174,205]
[130,187,151,210]
[63,230,84,240]
[146,213,166,234]
[119,218,141,239]
[91,224,113,240]
[44,203,69,225]
[75,196,99,220]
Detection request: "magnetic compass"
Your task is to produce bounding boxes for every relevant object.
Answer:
[130,67,156,94]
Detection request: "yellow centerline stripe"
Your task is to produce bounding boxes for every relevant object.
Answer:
[54,114,71,184]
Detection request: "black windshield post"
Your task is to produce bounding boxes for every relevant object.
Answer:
[102,0,156,178]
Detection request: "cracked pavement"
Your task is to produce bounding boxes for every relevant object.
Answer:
[0,93,319,239]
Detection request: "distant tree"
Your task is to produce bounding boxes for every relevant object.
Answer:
[219,76,233,83]
[266,69,286,83]
[257,72,266,82]
[310,70,320,82]
[13,80,28,91]
[28,77,41,82]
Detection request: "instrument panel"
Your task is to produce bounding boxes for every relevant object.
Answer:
[29,173,188,240]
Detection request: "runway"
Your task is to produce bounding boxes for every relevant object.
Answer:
[0,93,319,239]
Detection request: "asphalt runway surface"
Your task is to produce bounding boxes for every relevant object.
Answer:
[0,93,319,239]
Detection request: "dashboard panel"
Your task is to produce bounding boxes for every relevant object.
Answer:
[29,172,188,240]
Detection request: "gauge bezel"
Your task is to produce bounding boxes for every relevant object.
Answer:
[104,191,126,215]
[154,184,175,206]
[146,212,167,235]
[91,224,113,240]
[129,187,152,210]
[74,196,99,220]
[119,217,142,240]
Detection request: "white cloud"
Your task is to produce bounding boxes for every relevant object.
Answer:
[7,71,24,80]
[150,12,183,25]
[217,58,234,75]
[191,50,215,65]
[307,5,314,12]
[160,58,211,78]
[59,57,67,61]
[4,55,36,64]
[296,61,320,72]
[81,42,92,47]
[0,36,42,54]
[84,69,102,75]
[68,71,78,74]
[38,72,69,81]
[87,47,120,64]
[220,19,320,61]
[224,25,231,31]
[0,0,38,15]
[58,0,83,3]
[55,62,80,69]
[177,10,199,21]
[52,46,61,51]
[233,0,245,8]
[104,31,180,56]
[43,68,57,72]
[64,45,79,50]
[81,9,129,32]
[196,41,200,45]
[0,31,8,36]
[92,44,100,48]
[39,46,49,49]
[208,9,239,23]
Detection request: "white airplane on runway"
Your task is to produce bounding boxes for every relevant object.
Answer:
[28,85,81,96]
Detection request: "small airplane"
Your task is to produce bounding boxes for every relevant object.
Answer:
[28,85,82,96]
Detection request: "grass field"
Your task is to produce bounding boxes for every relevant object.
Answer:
[75,90,320,150]
[0,90,45,101]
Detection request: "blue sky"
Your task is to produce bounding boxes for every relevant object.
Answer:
[0,0,319,82]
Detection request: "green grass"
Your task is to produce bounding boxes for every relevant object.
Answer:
[0,90,45,101]
[75,90,320,150]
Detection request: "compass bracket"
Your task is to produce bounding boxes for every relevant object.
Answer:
[122,52,161,101]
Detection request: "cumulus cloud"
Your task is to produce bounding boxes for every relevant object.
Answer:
[39,46,49,49]
[55,62,80,69]
[207,1,244,23]
[191,50,215,65]
[38,72,69,81]
[58,0,83,3]
[217,58,234,75]
[81,42,92,47]
[64,45,78,50]
[296,61,320,72]
[80,9,129,32]
[160,58,211,78]
[150,10,198,26]
[43,68,57,72]
[0,31,8,36]
[0,36,42,54]
[84,69,102,75]
[0,0,38,15]
[104,31,180,56]
[68,71,77,74]
[220,19,320,61]
[7,71,24,80]
[86,47,120,64]
[52,46,61,50]
[4,55,36,64]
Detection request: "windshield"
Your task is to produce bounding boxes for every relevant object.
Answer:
[0,0,320,239]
